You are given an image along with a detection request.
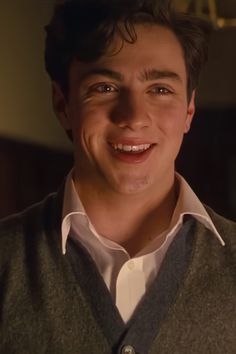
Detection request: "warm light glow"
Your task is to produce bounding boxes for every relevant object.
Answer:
[174,0,236,29]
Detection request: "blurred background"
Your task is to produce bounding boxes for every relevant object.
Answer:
[0,0,235,220]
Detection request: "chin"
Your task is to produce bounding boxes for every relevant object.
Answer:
[109,175,152,195]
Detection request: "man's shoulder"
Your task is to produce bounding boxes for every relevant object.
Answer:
[0,192,61,264]
[204,205,236,245]
[0,192,55,230]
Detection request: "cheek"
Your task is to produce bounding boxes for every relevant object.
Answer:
[71,109,108,154]
[153,104,188,133]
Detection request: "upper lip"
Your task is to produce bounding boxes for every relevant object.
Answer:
[109,138,155,145]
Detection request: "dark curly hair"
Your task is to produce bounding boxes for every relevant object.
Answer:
[45,0,211,100]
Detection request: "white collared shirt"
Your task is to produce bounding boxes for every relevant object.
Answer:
[61,171,225,323]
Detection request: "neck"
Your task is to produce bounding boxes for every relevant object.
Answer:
[73,173,178,256]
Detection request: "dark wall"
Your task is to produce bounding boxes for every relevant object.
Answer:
[176,108,236,221]
[0,137,73,219]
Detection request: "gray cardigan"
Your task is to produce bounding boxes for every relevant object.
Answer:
[0,189,236,354]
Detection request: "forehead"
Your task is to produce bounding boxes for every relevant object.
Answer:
[70,24,187,84]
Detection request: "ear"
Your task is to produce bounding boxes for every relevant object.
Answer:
[51,81,71,130]
[184,90,196,133]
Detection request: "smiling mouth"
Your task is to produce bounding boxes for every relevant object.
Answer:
[110,143,153,154]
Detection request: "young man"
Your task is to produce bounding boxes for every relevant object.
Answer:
[1,0,236,353]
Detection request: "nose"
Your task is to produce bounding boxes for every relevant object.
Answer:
[110,90,151,131]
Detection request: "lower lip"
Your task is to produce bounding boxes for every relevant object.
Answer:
[109,145,155,164]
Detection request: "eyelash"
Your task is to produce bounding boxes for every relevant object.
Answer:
[148,86,173,95]
[89,83,118,93]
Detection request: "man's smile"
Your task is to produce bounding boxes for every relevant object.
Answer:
[110,143,152,153]
[108,141,156,163]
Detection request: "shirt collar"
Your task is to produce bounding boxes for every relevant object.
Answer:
[172,173,225,246]
[61,170,225,254]
[61,169,87,254]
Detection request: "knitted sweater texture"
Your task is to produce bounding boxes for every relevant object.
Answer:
[0,190,236,354]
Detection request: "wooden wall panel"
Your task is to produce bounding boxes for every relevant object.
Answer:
[177,108,236,221]
[0,137,73,218]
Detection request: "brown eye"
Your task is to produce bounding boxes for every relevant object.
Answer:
[91,83,117,93]
[149,86,172,95]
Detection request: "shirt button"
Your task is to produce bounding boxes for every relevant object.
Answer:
[120,345,136,354]
[127,261,135,270]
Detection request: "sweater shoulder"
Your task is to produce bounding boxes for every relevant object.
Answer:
[0,193,56,233]
[204,205,236,246]
[0,193,59,266]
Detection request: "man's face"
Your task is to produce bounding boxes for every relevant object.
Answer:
[54,24,195,197]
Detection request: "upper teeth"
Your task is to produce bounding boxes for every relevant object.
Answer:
[112,143,151,152]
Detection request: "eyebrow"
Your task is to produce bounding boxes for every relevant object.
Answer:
[80,67,182,83]
[138,69,182,83]
[80,68,124,82]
